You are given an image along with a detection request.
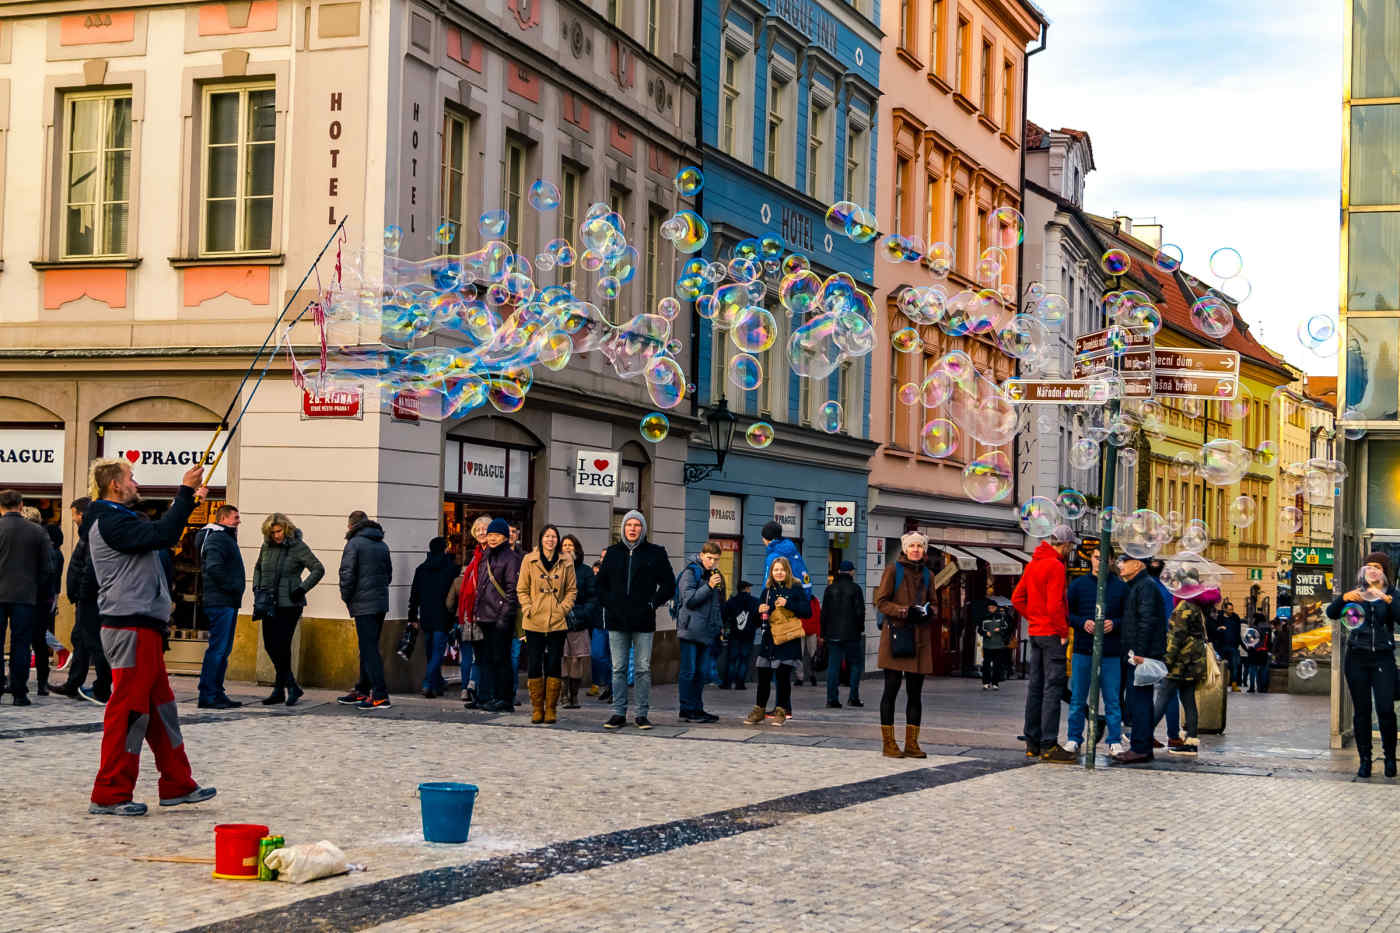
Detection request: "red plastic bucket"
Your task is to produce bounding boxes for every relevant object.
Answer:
[213,823,270,880]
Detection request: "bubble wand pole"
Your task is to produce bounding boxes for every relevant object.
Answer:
[195,216,348,472]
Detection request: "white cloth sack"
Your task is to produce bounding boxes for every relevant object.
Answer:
[1132,657,1168,687]
[264,840,349,883]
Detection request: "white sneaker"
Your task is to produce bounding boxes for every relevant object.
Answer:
[1109,743,1125,756]
[1062,740,1079,753]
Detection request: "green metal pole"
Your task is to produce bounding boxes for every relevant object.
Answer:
[1084,395,1120,770]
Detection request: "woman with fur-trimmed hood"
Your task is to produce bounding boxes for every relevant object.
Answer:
[252,513,325,706]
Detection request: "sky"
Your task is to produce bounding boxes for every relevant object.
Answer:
[1027,0,1343,376]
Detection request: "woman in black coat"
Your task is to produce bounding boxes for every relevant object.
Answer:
[409,536,461,698]
[560,534,598,708]
[1326,552,1400,778]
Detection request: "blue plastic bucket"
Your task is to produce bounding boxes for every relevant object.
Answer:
[418,782,478,843]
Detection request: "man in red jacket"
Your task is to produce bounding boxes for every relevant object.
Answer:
[1012,526,1076,763]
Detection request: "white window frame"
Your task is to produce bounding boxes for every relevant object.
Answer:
[502,139,527,254]
[720,29,753,160]
[440,110,469,254]
[807,82,834,201]
[61,89,133,259]
[200,82,276,256]
[845,112,869,205]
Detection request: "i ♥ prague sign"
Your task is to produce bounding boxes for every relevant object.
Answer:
[824,500,856,533]
[102,428,229,488]
[574,450,619,497]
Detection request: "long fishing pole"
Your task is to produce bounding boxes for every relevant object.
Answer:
[197,216,348,468]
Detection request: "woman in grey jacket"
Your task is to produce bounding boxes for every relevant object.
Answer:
[253,513,325,706]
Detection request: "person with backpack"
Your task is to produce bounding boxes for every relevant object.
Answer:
[1326,554,1400,777]
[761,521,812,594]
[722,581,759,690]
[821,560,865,709]
[1152,582,1215,757]
[874,532,936,758]
[675,541,725,723]
[252,513,324,706]
[52,497,110,704]
[968,580,1014,692]
[743,556,811,726]
[408,537,460,699]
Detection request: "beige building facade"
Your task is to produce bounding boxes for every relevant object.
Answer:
[0,0,700,688]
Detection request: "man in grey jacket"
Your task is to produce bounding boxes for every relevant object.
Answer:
[0,488,52,703]
[337,510,393,710]
[675,541,724,723]
[85,458,216,816]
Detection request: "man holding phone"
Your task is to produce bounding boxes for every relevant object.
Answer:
[675,542,725,723]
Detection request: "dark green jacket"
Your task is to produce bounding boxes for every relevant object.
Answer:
[1165,601,1208,684]
[253,530,325,609]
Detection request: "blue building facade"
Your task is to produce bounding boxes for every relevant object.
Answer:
[684,0,881,601]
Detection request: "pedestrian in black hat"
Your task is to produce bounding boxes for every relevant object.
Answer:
[821,560,866,708]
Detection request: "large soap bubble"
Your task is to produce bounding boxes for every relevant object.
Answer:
[962,450,1013,503]
[1018,497,1062,538]
[1117,509,1167,560]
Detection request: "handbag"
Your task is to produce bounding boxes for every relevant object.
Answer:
[890,623,916,658]
[769,607,805,645]
[252,587,277,622]
[395,623,418,661]
[811,641,829,672]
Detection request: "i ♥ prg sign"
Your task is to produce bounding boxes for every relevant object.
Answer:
[102,428,229,487]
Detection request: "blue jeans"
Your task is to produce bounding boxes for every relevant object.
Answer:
[726,637,750,686]
[197,606,238,704]
[826,638,865,704]
[1128,682,1157,755]
[511,636,522,693]
[678,639,707,713]
[0,601,35,698]
[590,628,610,686]
[459,640,476,688]
[1068,652,1123,746]
[705,636,722,684]
[1155,679,1180,738]
[609,630,652,717]
[422,630,449,692]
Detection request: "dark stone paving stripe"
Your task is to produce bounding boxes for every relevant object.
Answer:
[181,756,1023,933]
[0,709,296,741]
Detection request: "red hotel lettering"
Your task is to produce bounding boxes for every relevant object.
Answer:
[328,92,342,225]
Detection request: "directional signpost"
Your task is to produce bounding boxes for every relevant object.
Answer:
[1004,379,1111,404]
[1074,328,1155,398]
[1152,347,1240,400]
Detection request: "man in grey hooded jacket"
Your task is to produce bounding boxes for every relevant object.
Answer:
[595,510,675,729]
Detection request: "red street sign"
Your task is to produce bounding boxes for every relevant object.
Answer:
[301,387,364,419]
[391,390,421,423]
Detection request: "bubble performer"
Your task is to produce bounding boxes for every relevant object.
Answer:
[1326,554,1400,778]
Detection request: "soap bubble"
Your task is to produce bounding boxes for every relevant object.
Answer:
[1101,249,1131,275]
[1218,276,1251,304]
[674,166,704,197]
[1100,507,1119,533]
[434,221,457,246]
[920,419,959,458]
[921,371,954,408]
[1037,293,1069,326]
[640,412,670,443]
[819,400,843,433]
[1118,508,1167,560]
[1057,488,1088,520]
[1153,244,1183,272]
[991,207,1025,248]
[1224,386,1252,421]
[1242,627,1261,648]
[1190,295,1233,338]
[969,395,1018,446]
[1296,658,1318,679]
[1279,506,1304,534]
[1068,436,1100,470]
[962,450,1013,503]
[1180,519,1210,555]
[383,225,403,253]
[1209,247,1243,279]
[1171,451,1198,479]
[898,382,920,406]
[667,210,710,253]
[1199,439,1251,486]
[824,200,860,234]
[746,421,775,449]
[926,242,953,276]
[479,209,509,238]
[1342,603,1366,630]
[1118,448,1139,468]
[1255,440,1278,467]
[1019,496,1062,538]
[892,327,922,353]
[726,353,762,391]
[1229,495,1256,528]
[596,276,621,300]
[529,179,561,211]
[657,296,681,321]
[730,307,777,353]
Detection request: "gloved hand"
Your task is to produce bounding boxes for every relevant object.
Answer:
[905,603,925,623]
[290,587,306,604]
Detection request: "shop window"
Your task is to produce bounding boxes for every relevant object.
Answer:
[773,500,802,550]
[440,109,470,253]
[62,91,133,259]
[1368,442,1400,527]
[1345,316,1400,419]
[202,83,275,255]
[708,492,743,582]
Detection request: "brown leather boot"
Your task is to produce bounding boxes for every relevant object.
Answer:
[528,677,545,724]
[544,677,562,724]
[904,724,927,759]
[881,725,905,758]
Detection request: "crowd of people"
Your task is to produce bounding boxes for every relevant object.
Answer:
[4,455,1394,812]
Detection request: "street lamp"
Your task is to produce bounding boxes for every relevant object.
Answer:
[683,399,738,485]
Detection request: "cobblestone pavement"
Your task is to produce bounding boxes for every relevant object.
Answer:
[2,674,1392,931]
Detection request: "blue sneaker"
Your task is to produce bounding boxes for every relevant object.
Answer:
[159,786,217,807]
[89,801,147,816]
[77,686,105,705]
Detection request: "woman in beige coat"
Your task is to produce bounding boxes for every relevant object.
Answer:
[517,523,577,723]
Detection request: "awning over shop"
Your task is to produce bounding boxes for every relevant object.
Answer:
[933,545,979,571]
[1001,547,1035,564]
[964,546,1022,576]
